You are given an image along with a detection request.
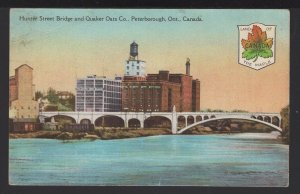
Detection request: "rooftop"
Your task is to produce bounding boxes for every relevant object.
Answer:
[15,64,33,70]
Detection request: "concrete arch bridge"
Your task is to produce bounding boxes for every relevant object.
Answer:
[39,107,282,134]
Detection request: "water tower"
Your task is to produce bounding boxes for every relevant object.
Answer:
[125,41,146,77]
[130,41,138,60]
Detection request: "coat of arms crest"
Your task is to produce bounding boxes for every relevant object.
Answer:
[238,23,276,70]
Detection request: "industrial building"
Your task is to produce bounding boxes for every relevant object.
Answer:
[9,64,40,131]
[75,75,122,112]
[122,42,200,112]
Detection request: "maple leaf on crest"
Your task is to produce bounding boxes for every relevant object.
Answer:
[241,25,273,62]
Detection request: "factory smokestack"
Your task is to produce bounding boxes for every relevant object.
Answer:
[186,58,190,75]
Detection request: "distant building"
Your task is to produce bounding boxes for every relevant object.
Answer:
[122,59,201,112]
[9,64,39,131]
[76,75,122,112]
[124,41,146,77]
[57,91,74,100]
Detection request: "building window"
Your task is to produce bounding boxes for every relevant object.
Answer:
[137,66,139,70]
[21,115,24,118]
[28,115,30,118]
[28,106,30,110]
[21,106,23,109]
[127,66,129,70]
[137,72,139,75]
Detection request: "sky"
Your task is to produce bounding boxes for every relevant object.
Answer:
[9,9,289,113]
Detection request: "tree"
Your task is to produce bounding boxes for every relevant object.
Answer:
[68,94,75,111]
[47,87,59,104]
[58,93,75,111]
[280,105,289,136]
[232,109,249,113]
[280,105,289,144]
[35,91,43,100]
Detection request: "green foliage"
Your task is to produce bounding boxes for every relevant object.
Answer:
[47,87,59,104]
[232,109,249,113]
[57,102,72,111]
[58,94,75,111]
[258,48,273,58]
[242,48,257,60]
[280,105,289,135]
[242,48,273,61]
[44,87,75,111]
[201,108,248,113]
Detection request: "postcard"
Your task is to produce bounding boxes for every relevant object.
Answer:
[9,9,289,186]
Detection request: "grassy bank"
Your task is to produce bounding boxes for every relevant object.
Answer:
[96,128,171,140]
[9,119,286,142]
[9,128,172,140]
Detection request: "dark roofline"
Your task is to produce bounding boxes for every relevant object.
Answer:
[147,73,192,77]
[122,80,181,86]
[127,59,146,62]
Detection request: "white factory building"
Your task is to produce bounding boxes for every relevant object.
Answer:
[75,75,122,112]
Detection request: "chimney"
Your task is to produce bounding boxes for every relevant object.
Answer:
[158,70,169,81]
[186,58,190,75]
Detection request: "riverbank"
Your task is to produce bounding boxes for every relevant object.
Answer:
[9,128,172,140]
[9,126,287,143]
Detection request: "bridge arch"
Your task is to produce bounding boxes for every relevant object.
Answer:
[257,116,263,121]
[80,119,91,125]
[128,118,141,128]
[177,116,282,134]
[264,116,271,123]
[94,115,124,127]
[272,116,280,127]
[144,116,171,128]
[210,115,216,119]
[187,116,195,125]
[203,115,209,120]
[50,115,76,124]
[177,116,186,128]
[196,116,202,122]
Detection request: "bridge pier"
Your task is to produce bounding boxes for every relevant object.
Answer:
[39,116,45,123]
[172,106,177,134]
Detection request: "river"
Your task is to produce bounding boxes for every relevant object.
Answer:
[9,133,289,186]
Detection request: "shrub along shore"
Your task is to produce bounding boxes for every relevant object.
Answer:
[9,126,233,140]
[9,128,172,140]
[9,124,286,144]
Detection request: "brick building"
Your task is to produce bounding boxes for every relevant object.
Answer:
[122,74,181,112]
[122,60,200,112]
